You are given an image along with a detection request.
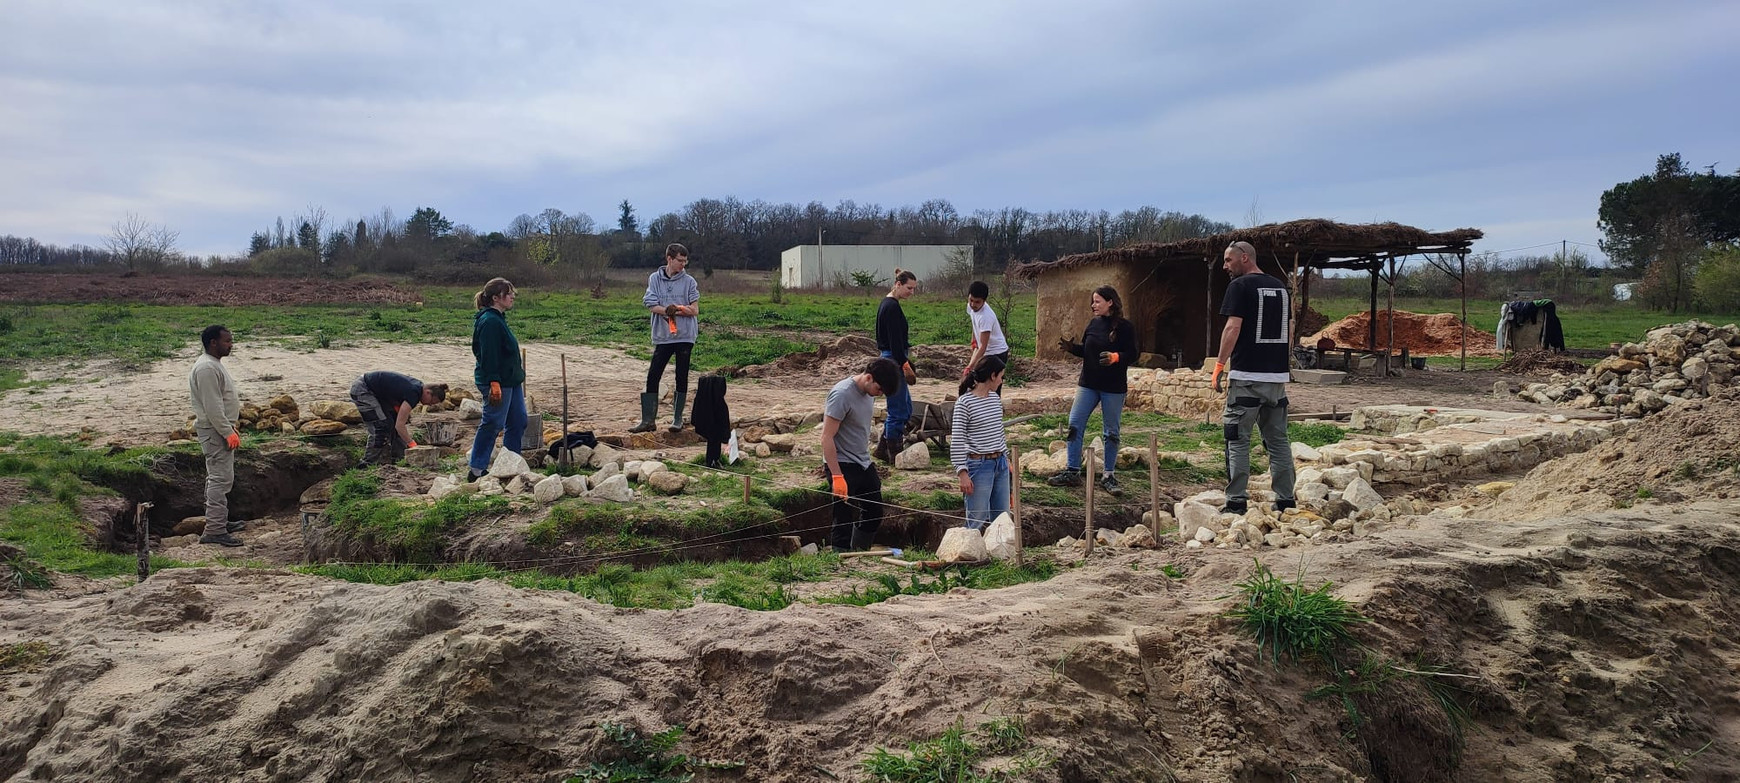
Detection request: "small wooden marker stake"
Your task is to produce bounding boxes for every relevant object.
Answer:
[1083,447,1097,555]
[134,502,154,581]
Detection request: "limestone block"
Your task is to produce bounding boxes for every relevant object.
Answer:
[488,448,531,478]
[641,460,668,480]
[1320,466,1360,489]
[1193,526,1215,542]
[755,442,772,458]
[648,471,689,495]
[457,396,482,418]
[1120,524,1158,549]
[624,460,644,480]
[301,419,347,435]
[1297,482,1331,506]
[985,513,1020,560]
[533,475,564,503]
[404,446,442,469]
[1342,478,1384,513]
[476,476,504,496]
[1185,539,1203,549]
[428,475,461,500]
[592,462,621,485]
[1095,528,1124,547]
[761,433,798,452]
[587,474,634,502]
[309,400,364,424]
[937,527,988,563]
[1174,500,1221,541]
[895,442,931,470]
[561,474,588,496]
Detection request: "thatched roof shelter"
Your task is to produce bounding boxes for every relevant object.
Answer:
[1011,218,1482,278]
[1012,219,1485,370]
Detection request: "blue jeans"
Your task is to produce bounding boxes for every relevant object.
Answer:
[468,384,527,474]
[963,454,1011,530]
[1065,386,1124,474]
[880,350,911,441]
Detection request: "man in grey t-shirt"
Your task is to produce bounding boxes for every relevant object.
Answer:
[821,358,903,550]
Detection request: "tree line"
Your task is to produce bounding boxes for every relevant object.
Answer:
[1598,153,1740,312]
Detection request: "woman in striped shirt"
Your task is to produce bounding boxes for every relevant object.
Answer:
[951,356,1010,531]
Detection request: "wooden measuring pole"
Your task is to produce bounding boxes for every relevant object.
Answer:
[1009,446,1023,566]
[742,474,753,504]
[134,502,154,581]
[560,354,570,467]
[1083,447,1097,555]
[1147,433,1161,528]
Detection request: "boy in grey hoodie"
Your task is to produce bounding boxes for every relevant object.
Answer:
[632,243,700,432]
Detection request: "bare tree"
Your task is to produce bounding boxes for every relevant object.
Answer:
[105,213,179,270]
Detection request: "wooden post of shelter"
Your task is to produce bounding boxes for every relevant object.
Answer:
[1385,255,1397,376]
[1459,252,1469,372]
[1367,261,1380,352]
[134,502,154,581]
[1204,257,1216,362]
[1009,446,1023,566]
[1082,447,1097,555]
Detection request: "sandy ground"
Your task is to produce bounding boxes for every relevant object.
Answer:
[0,338,1554,445]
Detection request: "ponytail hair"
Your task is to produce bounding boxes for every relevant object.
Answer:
[475,277,515,310]
[958,355,1007,395]
[893,268,917,285]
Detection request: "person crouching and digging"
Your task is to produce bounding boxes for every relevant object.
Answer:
[821,358,903,551]
[631,243,700,433]
[349,371,448,467]
[188,324,246,547]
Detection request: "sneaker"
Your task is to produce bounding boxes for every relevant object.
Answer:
[199,533,245,548]
[226,519,248,533]
[1099,474,1124,497]
[1046,468,1083,487]
[467,468,487,482]
[1219,501,1248,515]
[1273,500,1296,514]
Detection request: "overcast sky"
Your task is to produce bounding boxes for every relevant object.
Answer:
[2,0,1735,260]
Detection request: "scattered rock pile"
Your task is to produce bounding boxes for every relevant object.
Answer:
[1516,321,1739,415]
[425,440,695,504]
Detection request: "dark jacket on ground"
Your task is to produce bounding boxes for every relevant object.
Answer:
[692,374,731,443]
[472,307,525,388]
[1067,316,1137,394]
[875,296,910,366]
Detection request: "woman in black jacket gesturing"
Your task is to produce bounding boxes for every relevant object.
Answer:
[1047,286,1135,497]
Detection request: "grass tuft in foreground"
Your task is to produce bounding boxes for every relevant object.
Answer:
[323,468,512,562]
[861,716,1052,782]
[0,641,53,674]
[566,722,743,783]
[1224,559,1367,666]
[816,560,1059,607]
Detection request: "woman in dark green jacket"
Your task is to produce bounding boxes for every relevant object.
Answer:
[467,277,527,480]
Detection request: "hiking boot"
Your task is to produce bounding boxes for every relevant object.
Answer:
[1273,500,1296,514]
[226,519,248,533]
[1099,474,1124,497]
[1046,468,1083,487]
[1219,500,1248,515]
[199,533,244,548]
[467,468,487,482]
[873,436,896,464]
[628,392,658,433]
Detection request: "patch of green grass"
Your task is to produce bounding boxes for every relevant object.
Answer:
[861,716,1052,782]
[1224,560,1368,666]
[0,641,53,674]
[525,499,784,548]
[3,550,54,589]
[1287,422,1346,448]
[0,502,187,577]
[1306,653,1471,771]
[566,722,744,783]
[1634,486,1655,500]
[323,469,510,561]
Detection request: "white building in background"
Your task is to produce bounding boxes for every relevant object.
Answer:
[1612,282,1636,301]
[780,244,972,289]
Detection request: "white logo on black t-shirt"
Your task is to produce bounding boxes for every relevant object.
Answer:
[1254,287,1290,345]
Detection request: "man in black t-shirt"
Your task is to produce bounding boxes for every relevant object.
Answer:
[1212,241,1296,515]
[349,371,448,467]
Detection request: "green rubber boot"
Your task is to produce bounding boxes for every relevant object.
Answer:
[628,392,658,433]
[669,391,688,432]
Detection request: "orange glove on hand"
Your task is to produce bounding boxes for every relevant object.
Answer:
[406,440,418,449]
[1099,351,1119,366]
[1211,361,1226,391]
[831,474,849,498]
[902,361,917,384]
[488,381,502,405]
[225,431,240,450]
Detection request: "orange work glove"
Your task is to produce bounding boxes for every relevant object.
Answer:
[666,316,678,334]
[225,430,240,450]
[1098,351,1119,366]
[902,361,917,384]
[406,440,418,449]
[488,381,502,405]
[831,474,849,498]
[1211,361,1226,392]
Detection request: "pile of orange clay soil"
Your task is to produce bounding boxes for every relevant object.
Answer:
[1305,310,1499,357]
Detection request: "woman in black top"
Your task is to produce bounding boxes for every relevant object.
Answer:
[1047,286,1136,496]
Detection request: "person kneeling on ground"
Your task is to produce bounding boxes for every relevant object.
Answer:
[821,358,903,551]
[349,371,448,467]
[952,356,1010,531]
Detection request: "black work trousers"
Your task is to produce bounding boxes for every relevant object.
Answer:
[828,461,883,551]
[645,342,693,395]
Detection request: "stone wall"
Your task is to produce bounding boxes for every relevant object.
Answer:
[1516,320,1739,415]
[1125,367,1221,419]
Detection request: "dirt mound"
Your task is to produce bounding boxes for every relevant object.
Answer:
[1493,387,1740,519]
[1306,310,1498,357]
[0,272,422,306]
[1495,350,1588,376]
[8,500,1740,781]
